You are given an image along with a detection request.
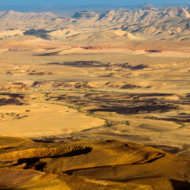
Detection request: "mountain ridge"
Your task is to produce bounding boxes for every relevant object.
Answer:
[73,7,190,23]
[0,3,190,16]
[0,7,190,43]
[0,5,190,22]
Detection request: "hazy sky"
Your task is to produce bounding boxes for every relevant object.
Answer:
[0,0,189,6]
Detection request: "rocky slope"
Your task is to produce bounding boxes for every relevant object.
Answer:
[121,17,190,41]
[0,136,190,189]
[76,6,190,23]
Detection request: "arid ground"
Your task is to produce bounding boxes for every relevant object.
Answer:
[0,7,190,189]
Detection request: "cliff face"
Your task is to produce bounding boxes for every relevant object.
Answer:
[73,7,190,23]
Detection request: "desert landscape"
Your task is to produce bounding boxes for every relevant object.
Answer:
[0,3,190,189]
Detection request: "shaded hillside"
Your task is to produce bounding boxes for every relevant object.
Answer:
[72,10,99,19]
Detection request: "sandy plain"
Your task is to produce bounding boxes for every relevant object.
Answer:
[0,36,190,153]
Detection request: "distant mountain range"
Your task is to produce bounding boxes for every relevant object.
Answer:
[80,6,190,23]
[0,4,190,43]
[0,3,190,17]
[1,5,190,22]
[0,10,57,20]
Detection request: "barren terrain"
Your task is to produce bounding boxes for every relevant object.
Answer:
[0,7,190,189]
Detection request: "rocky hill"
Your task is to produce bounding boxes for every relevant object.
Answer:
[0,6,190,23]
[92,7,190,23]
[0,6,190,42]
[0,6,190,24]
[121,17,190,41]
[0,136,190,190]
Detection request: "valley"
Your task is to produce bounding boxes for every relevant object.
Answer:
[0,5,190,189]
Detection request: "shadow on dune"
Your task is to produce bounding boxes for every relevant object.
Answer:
[47,61,105,67]
[170,179,190,190]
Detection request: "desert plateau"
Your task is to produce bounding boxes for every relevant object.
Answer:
[0,3,190,189]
